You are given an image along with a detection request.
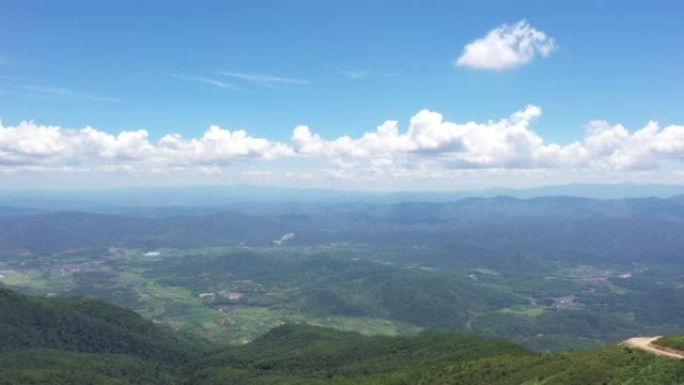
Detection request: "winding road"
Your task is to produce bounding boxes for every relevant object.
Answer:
[622,337,684,359]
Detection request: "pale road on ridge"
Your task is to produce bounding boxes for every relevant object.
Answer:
[622,337,684,359]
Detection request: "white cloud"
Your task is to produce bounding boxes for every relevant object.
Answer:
[218,72,309,87]
[169,74,239,90]
[581,120,684,170]
[341,70,370,80]
[2,106,684,183]
[291,105,562,168]
[289,106,684,173]
[341,71,398,80]
[455,20,556,70]
[18,85,122,102]
[0,120,291,170]
[157,125,293,164]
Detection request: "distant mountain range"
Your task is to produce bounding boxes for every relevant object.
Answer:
[1,183,683,210]
[2,194,684,265]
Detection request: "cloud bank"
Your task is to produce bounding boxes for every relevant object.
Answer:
[2,107,683,182]
[455,21,556,70]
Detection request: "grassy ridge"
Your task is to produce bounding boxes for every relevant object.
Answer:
[654,335,684,352]
[409,345,684,385]
[0,349,173,385]
[182,324,529,381]
[183,328,684,385]
[2,289,684,384]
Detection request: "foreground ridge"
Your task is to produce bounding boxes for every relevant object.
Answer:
[2,289,684,384]
[623,337,684,360]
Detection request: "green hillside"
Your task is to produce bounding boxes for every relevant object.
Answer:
[0,289,211,363]
[404,346,684,385]
[1,289,684,384]
[0,349,173,385]
[181,324,529,383]
[183,330,684,385]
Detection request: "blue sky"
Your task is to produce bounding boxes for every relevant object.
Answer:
[1,0,684,190]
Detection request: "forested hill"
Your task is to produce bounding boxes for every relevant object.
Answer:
[0,288,211,363]
[185,325,684,385]
[1,290,684,384]
[181,323,530,381]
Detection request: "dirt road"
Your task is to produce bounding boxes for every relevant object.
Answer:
[622,337,684,359]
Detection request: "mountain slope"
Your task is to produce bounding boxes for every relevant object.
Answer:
[1,289,684,384]
[182,325,684,385]
[409,345,684,385]
[182,324,529,382]
[0,289,211,363]
[0,349,173,385]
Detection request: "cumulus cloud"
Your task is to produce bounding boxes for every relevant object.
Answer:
[291,105,570,169]
[0,120,291,170]
[455,20,556,70]
[2,106,684,179]
[581,120,684,170]
[290,106,684,173]
[157,126,293,164]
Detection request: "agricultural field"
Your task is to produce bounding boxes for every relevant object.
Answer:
[2,242,683,351]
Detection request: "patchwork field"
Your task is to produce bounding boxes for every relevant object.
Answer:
[2,243,683,350]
